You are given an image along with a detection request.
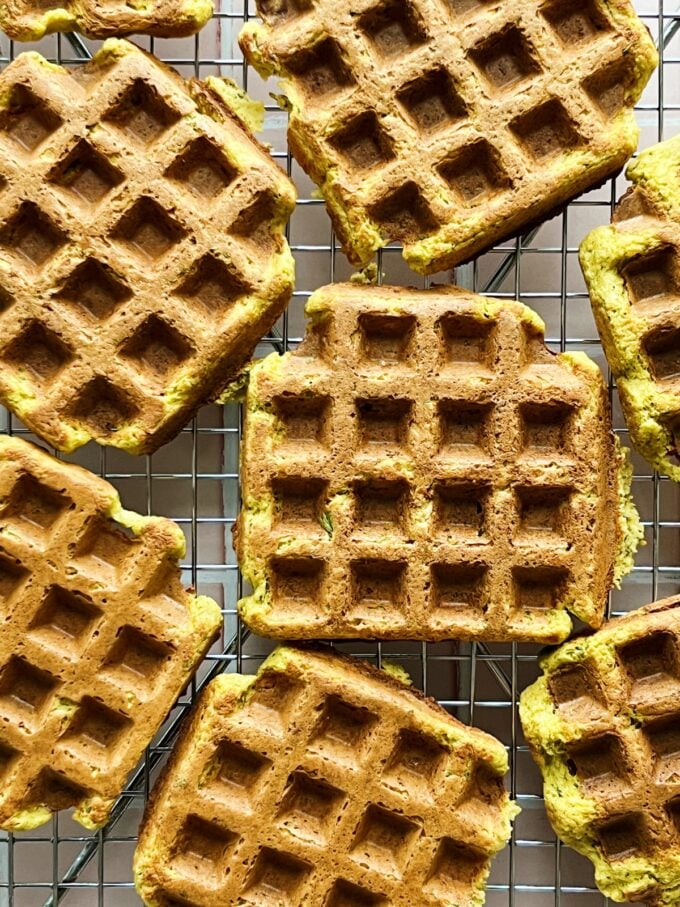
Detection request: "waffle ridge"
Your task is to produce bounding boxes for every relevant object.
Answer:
[0,0,211,41]
[0,436,222,832]
[240,0,657,274]
[520,594,680,905]
[580,134,680,484]
[0,40,296,456]
[134,645,517,907]
[234,283,642,643]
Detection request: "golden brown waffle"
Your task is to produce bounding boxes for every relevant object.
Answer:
[0,40,296,456]
[0,0,211,41]
[520,595,680,906]
[0,436,222,832]
[234,283,643,643]
[240,0,656,275]
[580,135,680,484]
[134,645,517,907]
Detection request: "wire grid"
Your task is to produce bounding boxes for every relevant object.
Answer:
[0,1,679,904]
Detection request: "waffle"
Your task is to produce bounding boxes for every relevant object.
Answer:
[0,40,296,456]
[520,594,680,906]
[234,283,643,643]
[580,135,680,484]
[239,0,656,275]
[0,0,211,41]
[0,436,222,832]
[134,645,518,907]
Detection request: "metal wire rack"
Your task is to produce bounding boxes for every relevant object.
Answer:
[0,1,679,904]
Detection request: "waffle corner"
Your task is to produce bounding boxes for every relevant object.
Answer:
[235,282,642,643]
[134,645,517,906]
[0,437,222,832]
[580,134,680,484]
[520,595,680,905]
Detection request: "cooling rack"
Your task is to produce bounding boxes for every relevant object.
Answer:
[0,1,679,904]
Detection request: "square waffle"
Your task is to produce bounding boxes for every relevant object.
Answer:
[0,0,211,41]
[0,40,296,456]
[580,135,680,484]
[0,436,222,831]
[134,645,518,907]
[234,283,643,643]
[240,0,657,274]
[520,595,680,905]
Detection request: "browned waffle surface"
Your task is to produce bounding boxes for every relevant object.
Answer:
[580,134,680,485]
[520,595,680,905]
[240,0,657,274]
[0,0,211,40]
[0,40,296,456]
[234,283,643,643]
[0,436,222,831]
[134,645,518,907]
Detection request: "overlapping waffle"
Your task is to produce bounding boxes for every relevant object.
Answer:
[0,40,296,456]
[0,436,222,831]
[240,0,656,274]
[520,595,680,906]
[580,135,680,483]
[0,0,211,41]
[234,283,642,643]
[134,645,517,907]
